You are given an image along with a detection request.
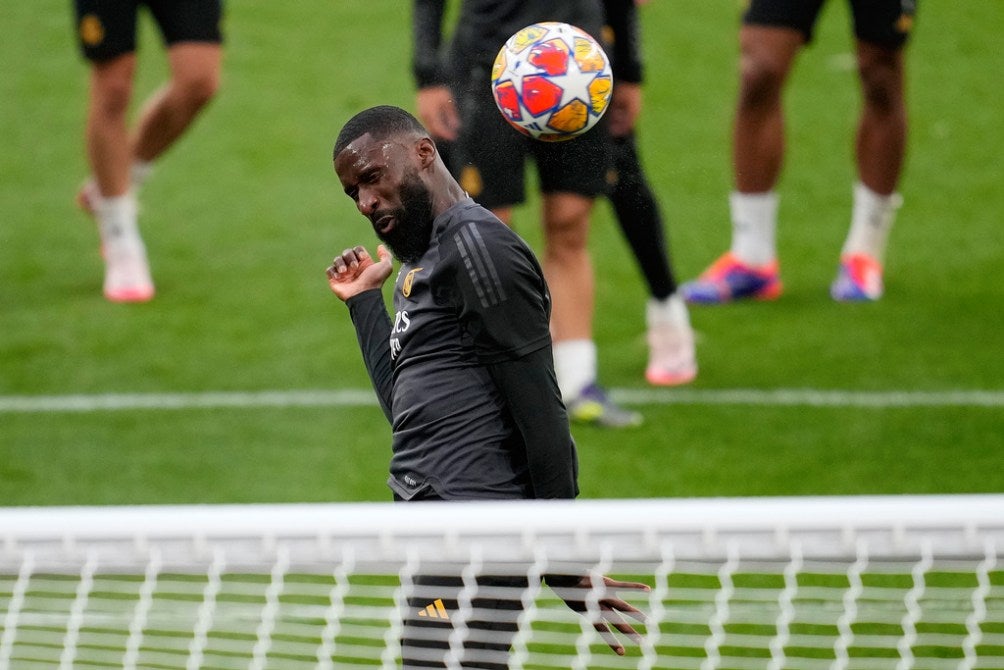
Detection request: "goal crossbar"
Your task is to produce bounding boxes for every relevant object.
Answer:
[3,494,1002,559]
[1,495,1002,670]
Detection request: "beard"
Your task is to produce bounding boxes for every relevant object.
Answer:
[374,175,434,264]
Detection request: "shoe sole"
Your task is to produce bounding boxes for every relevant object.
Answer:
[831,289,881,302]
[752,282,783,301]
[645,367,698,387]
[685,281,783,305]
[831,274,882,302]
[105,286,155,303]
[569,405,643,429]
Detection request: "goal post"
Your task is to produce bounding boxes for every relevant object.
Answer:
[1,495,1002,670]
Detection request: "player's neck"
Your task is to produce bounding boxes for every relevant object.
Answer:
[430,178,468,218]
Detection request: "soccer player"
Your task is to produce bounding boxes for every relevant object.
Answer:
[681,0,915,303]
[603,0,698,386]
[72,0,223,302]
[413,0,691,426]
[326,105,648,668]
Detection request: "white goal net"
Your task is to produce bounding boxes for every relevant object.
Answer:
[1,495,1002,670]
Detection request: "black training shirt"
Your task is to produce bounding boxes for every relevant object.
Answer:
[346,198,578,501]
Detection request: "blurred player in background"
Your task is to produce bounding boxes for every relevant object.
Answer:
[681,0,915,304]
[326,105,648,668]
[412,0,696,428]
[602,0,697,387]
[72,0,223,302]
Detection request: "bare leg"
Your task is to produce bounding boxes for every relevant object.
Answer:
[543,193,641,425]
[83,52,154,302]
[492,196,639,424]
[732,25,802,194]
[132,42,221,163]
[681,25,801,303]
[85,54,137,198]
[830,41,907,301]
[541,192,594,343]
[855,41,907,195]
[79,40,220,303]
[489,198,595,342]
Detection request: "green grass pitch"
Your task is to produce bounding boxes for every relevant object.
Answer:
[0,2,1001,505]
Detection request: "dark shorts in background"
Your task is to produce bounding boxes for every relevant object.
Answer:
[73,0,223,61]
[743,0,917,47]
[455,68,612,211]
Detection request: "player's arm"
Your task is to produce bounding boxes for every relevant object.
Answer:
[485,348,578,499]
[447,222,578,498]
[327,246,394,423]
[603,0,643,85]
[345,291,394,423]
[603,0,644,137]
[411,0,448,89]
[412,0,460,140]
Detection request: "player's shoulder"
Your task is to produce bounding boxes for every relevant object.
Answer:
[441,201,522,253]
[438,204,540,284]
[458,223,531,268]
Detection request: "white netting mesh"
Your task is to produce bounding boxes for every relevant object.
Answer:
[0,495,1002,669]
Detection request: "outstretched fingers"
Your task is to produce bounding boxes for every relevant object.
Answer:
[604,596,647,623]
[601,601,646,642]
[592,621,627,656]
[552,574,651,655]
[583,579,651,654]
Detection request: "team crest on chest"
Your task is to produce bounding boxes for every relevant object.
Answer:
[402,267,423,297]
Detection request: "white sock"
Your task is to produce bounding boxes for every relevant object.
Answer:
[729,191,779,266]
[131,160,154,190]
[647,292,691,329]
[95,192,139,247]
[552,339,597,402]
[841,181,901,264]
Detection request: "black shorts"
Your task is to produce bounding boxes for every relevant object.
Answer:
[402,573,528,670]
[73,0,223,62]
[455,68,612,211]
[743,0,917,47]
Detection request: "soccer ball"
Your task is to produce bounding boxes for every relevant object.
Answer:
[491,22,613,142]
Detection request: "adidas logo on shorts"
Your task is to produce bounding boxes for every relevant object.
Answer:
[417,598,449,620]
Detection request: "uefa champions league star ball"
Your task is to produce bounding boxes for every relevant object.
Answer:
[491,22,613,142]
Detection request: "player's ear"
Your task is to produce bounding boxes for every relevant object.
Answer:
[415,137,437,168]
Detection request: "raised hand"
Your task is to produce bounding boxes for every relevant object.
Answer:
[326,244,393,301]
[416,85,461,142]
